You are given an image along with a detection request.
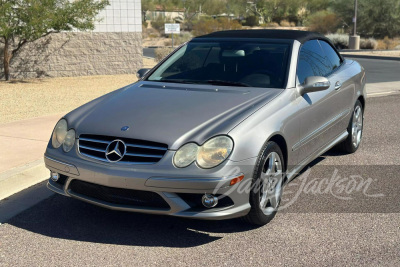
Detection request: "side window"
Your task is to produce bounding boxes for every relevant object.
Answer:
[319,40,342,71]
[297,40,332,84]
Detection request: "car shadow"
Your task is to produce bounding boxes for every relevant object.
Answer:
[5,190,258,248]
[4,150,343,248]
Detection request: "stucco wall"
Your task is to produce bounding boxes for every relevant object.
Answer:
[0,32,142,79]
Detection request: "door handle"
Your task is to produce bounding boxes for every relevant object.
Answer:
[335,81,342,90]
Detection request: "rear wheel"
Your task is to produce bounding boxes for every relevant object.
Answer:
[339,100,363,153]
[243,141,284,225]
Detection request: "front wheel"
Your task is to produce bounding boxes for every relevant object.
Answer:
[339,100,364,153]
[242,141,285,226]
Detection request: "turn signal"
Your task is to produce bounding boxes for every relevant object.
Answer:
[230,175,244,186]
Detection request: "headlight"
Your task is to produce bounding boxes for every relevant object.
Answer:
[63,129,76,152]
[197,136,233,168]
[51,119,68,148]
[174,136,234,169]
[173,143,198,168]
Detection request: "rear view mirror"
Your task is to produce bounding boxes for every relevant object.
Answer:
[136,68,150,79]
[299,76,330,95]
[221,50,245,57]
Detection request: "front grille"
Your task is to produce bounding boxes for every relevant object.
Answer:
[78,134,168,164]
[69,180,170,209]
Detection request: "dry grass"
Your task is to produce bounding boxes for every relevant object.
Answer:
[0,58,157,124]
[143,57,157,68]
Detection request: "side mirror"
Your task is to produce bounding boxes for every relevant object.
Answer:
[136,68,150,79]
[299,76,330,96]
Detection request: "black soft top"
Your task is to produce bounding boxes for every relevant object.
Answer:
[194,29,328,44]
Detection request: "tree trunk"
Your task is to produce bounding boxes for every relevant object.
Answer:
[3,39,11,81]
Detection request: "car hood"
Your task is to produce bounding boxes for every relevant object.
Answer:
[65,81,283,150]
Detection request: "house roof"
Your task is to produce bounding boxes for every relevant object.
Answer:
[194,29,328,44]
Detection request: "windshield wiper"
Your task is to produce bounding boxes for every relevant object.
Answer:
[206,80,250,87]
[150,79,250,87]
[154,79,199,84]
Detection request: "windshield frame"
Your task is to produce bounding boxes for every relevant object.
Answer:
[143,38,294,89]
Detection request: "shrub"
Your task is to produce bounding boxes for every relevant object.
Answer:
[164,32,193,47]
[360,38,378,50]
[377,36,399,50]
[155,47,174,62]
[395,45,400,50]
[192,17,242,37]
[280,20,291,27]
[261,22,280,28]
[151,15,173,34]
[243,16,259,27]
[142,27,160,39]
[306,10,340,34]
[326,34,349,49]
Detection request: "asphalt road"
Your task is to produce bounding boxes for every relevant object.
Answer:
[351,58,400,83]
[143,47,156,58]
[0,95,399,266]
[143,48,400,84]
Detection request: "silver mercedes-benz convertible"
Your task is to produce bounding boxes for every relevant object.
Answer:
[45,30,366,225]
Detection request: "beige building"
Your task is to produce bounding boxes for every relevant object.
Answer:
[1,0,143,79]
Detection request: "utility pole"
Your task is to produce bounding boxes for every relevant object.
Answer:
[353,0,358,36]
[349,0,360,50]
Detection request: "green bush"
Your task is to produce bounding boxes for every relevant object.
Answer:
[151,15,173,34]
[155,47,174,62]
[243,16,259,27]
[306,11,340,34]
[326,34,349,49]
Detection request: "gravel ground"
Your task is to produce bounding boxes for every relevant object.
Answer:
[0,58,156,124]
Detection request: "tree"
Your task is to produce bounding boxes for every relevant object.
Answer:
[331,0,400,38]
[306,10,339,34]
[0,0,109,81]
[142,0,155,22]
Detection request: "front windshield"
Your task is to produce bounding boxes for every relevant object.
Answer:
[147,41,290,88]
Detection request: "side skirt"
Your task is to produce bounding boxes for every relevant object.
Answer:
[285,130,348,183]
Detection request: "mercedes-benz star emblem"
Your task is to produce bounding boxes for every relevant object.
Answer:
[105,140,127,162]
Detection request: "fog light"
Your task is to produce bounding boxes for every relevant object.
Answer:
[202,194,218,208]
[51,172,60,181]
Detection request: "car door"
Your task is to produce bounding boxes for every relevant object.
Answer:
[319,39,355,134]
[295,40,347,163]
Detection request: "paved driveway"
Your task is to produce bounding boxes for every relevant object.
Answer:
[0,95,399,266]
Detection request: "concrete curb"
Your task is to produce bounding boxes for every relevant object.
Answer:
[0,159,48,201]
[343,54,400,61]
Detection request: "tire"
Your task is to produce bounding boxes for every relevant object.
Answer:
[338,100,364,153]
[242,141,285,226]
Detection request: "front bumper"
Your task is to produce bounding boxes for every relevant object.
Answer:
[44,151,256,220]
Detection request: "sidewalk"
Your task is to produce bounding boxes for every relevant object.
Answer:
[0,114,62,200]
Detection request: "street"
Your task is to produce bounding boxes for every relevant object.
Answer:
[0,94,399,266]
